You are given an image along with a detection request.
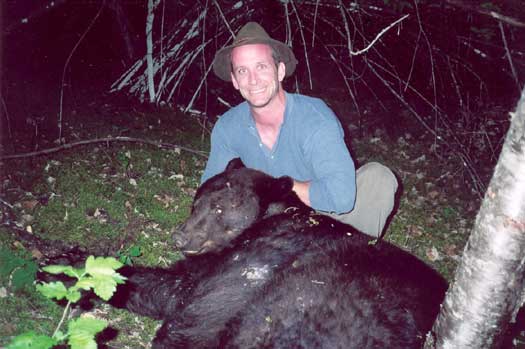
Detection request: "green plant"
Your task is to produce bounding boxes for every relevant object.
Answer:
[0,247,38,291]
[5,256,125,349]
[116,245,142,265]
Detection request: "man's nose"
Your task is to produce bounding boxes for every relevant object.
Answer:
[248,70,257,85]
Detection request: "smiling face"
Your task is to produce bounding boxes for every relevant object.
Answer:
[230,44,286,109]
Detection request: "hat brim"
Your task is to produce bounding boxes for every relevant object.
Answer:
[213,38,298,82]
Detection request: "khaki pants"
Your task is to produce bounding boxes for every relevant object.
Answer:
[327,162,398,238]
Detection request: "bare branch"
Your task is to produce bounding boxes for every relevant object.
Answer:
[58,2,105,144]
[349,14,410,56]
[213,0,235,39]
[499,21,521,92]
[0,137,208,161]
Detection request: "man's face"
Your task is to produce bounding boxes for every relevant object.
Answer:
[230,44,285,109]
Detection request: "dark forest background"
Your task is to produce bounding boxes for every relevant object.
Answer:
[1,1,525,347]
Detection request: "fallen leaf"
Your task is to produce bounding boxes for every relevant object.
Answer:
[21,200,39,211]
[444,244,459,257]
[407,225,424,237]
[426,247,441,261]
[428,191,440,200]
[31,248,44,260]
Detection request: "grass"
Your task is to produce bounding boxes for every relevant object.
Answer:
[0,106,486,347]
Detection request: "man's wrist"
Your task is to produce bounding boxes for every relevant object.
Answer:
[292,180,311,207]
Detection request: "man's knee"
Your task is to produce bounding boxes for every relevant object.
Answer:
[357,162,398,195]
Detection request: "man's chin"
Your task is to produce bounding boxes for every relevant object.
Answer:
[248,100,271,108]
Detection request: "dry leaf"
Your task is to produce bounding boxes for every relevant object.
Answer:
[407,225,424,237]
[21,199,39,211]
[444,244,459,257]
[426,247,441,261]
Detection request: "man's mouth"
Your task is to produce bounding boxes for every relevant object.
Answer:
[249,87,266,95]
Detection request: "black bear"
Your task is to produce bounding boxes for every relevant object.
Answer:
[102,158,448,348]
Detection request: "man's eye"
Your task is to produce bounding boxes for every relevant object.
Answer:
[257,64,267,70]
[237,68,246,75]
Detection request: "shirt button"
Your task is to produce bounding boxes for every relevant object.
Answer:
[259,143,262,147]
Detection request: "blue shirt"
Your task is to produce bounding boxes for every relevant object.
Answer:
[201,92,356,214]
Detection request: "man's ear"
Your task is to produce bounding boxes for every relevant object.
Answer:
[225,158,245,172]
[231,72,240,90]
[277,62,286,82]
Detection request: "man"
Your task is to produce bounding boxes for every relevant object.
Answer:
[202,22,398,237]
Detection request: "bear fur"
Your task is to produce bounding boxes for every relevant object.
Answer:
[92,158,448,348]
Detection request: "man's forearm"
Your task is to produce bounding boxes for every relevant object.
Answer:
[292,180,311,207]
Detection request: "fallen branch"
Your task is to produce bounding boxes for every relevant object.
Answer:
[0,137,208,161]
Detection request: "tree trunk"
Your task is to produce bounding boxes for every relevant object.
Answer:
[146,0,160,103]
[426,87,525,347]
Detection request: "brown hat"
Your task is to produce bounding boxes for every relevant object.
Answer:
[212,22,298,81]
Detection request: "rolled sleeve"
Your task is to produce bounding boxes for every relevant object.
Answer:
[306,120,356,214]
[201,121,237,184]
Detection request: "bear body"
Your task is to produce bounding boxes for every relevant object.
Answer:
[105,158,447,348]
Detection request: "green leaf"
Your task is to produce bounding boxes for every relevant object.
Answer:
[65,289,82,303]
[53,330,68,342]
[67,317,107,349]
[12,261,38,290]
[91,275,118,301]
[37,281,68,300]
[75,277,97,291]
[5,331,56,349]
[43,265,84,278]
[0,249,24,279]
[128,245,141,257]
[85,256,123,278]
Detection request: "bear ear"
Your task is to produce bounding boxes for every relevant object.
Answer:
[225,158,245,172]
[274,176,294,195]
[257,176,294,201]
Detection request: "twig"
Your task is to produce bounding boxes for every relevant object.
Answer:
[498,21,521,91]
[58,1,105,144]
[212,0,234,39]
[445,1,525,28]
[413,0,438,145]
[0,137,208,161]
[311,0,320,48]
[447,56,464,108]
[338,0,353,57]
[349,14,410,56]
[289,0,313,89]
[284,1,292,46]
[1,94,13,142]
[185,54,214,113]
[403,30,421,92]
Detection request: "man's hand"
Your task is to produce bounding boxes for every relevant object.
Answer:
[292,180,311,207]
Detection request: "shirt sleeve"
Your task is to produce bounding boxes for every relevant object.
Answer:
[305,119,356,214]
[200,120,238,184]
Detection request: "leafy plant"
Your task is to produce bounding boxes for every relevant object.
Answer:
[116,245,142,265]
[5,256,125,349]
[0,247,38,291]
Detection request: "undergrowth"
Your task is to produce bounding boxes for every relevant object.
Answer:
[0,106,487,347]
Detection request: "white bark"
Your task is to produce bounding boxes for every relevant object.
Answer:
[146,0,161,103]
[427,87,525,347]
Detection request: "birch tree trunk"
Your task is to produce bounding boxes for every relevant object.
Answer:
[426,87,525,348]
[146,0,160,103]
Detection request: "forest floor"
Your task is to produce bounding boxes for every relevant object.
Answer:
[0,95,523,348]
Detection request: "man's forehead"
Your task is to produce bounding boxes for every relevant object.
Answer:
[231,44,273,63]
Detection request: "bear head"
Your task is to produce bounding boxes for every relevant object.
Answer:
[173,158,294,255]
